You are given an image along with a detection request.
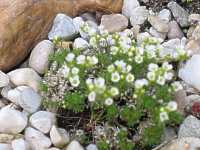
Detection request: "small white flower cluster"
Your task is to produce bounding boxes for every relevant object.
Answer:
[108,60,135,83]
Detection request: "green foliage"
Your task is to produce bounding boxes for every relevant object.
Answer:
[97,140,109,150]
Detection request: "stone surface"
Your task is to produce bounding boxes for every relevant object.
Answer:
[161,137,200,150]
[122,0,140,18]
[178,115,200,138]
[167,21,184,39]
[158,9,171,23]
[25,127,51,150]
[148,15,169,33]
[0,144,12,150]
[186,40,200,55]
[167,1,189,27]
[8,68,41,92]
[137,32,151,45]
[192,25,200,40]
[29,40,54,74]
[66,140,84,150]
[86,144,98,150]
[179,55,200,91]
[130,6,149,25]
[161,127,176,142]
[30,111,56,134]
[50,125,70,148]
[174,90,187,115]
[0,134,15,143]
[100,14,128,33]
[0,107,27,134]
[11,138,29,150]
[149,27,166,40]
[0,71,9,88]
[188,14,200,25]
[73,38,89,49]
[0,0,122,71]
[73,17,84,32]
[1,86,11,99]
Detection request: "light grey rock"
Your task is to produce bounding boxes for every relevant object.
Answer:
[29,40,54,74]
[0,134,15,143]
[50,125,69,148]
[192,25,200,40]
[161,127,176,142]
[137,32,151,45]
[100,14,128,33]
[8,68,41,92]
[81,13,96,22]
[86,144,98,150]
[66,140,84,150]
[47,148,61,150]
[0,71,9,88]
[167,21,184,39]
[188,14,200,25]
[0,107,27,134]
[25,127,51,150]
[158,9,171,23]
[122,0,140,18]
[30,111,56,134]
[48,14,78,40]
[130,6,149,25]
[178,115,200,138]
[1,86,11,99]
[179,55,200,91]
[185,40,200,55]
[73,17,84,32]
[0,143,12,150]
[149,27,167,40]
[73,38,89,49]
[167,1,189,27]
[148,15,169,33]
[12,138,29,150]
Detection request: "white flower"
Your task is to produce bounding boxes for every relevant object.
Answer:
[89,37,97,47]
[107,65,115,73]
[148,63,159,72]
[86,78,94,90]
[138,47,144,55]
[162,62,173,71]
[88,56,98,65]
[147,72,156,81]
[135,79,148,89]
[164,72,173,80]
[135,55,143,64]
[105,98,113,106]
[126,65,132,73]
[110,46,119,55]
[61,65,70,77]
[65,53,75,62]
[76,55,86,64]
[156,76,165,85]
[166,101,177,111]
[115,60,126,71]
[172,81,183,92]
[94,77,105,88]
[111,72,120,82]
[71,67,79,75]
[69,76,80,87]
[126,73,135,83]
[110,87,119,96]
[88,91,96,102]
[160,112,169,122]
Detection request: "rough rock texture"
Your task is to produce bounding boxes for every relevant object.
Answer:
[0,0,122,71]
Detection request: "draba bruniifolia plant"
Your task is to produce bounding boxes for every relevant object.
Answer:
[41,22,188,149]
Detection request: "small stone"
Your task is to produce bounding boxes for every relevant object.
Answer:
[122,0,140,18]
[179,55,200,91]
[29,40,54,74]
[0,134,15,143]
[188,14,200,25]
[81,13,96,23]
[50,125,70,148]
[1,86,11,99]
[187,26,196,39]
[192,25,200,40]
[178,115,200,138]
[131,25,141,38]
[130,6,149,25]
[25,127,51,150]
[48,14,78,40]
[0,71,9,88]
[47,148,61,150]
[0,107,27,134]
[8,68,41,92]
[186,39,200,55]
[65,140,84,150]
[174,90,187,115]
[72,17,84,32]
[100,14,128,33]
[167,21,184,39]
[86,144,98,150]
[148,15,169,33]
[12,138,29,150]
[149,27,167,40]
[0,143,12,150]
[137,32,151,45]
[30,111,56,134]
[73,38,89,49]
[167,1,189,27]
[158,9,171,23]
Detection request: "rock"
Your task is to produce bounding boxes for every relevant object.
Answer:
[174,90,187,115]
[179,55,200,91]
[130,6,149,25]
[178,115,200,138]
[30,111,56,134]
[137,32,151,45]
[161,137,200,150]
[47,148,61,150]
[149,27,166,40]
[122,0,140,18]
[81,13,96,23]
[131,25,141,38]
[148,15,169,33]
[0,134,15,143]
[0,144,12,150]
[0,107,27,134]
[188,14,200,25]
[7,86,42,113]
[0,99,6,108]
[66,140,84,150]
[73,38,89,49]
[25,127,51,149]
[73,17,85,32]
[0,71,9,88]
[50,125,70,148]
[167,1,189,27]
[187,26,196,39]
[158,9,171,23]
[86,144,98,150]
[192,25,200,40]
[161,127,176,142]
[12,138,29,150]
[100,14,128,33]
[48,14,78,40]
[1,86,11,99]
[167,21,184,39]
[0,0,122,71]
[186,40,200,55]
[29,40,54,74]
[8,68,41,92]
